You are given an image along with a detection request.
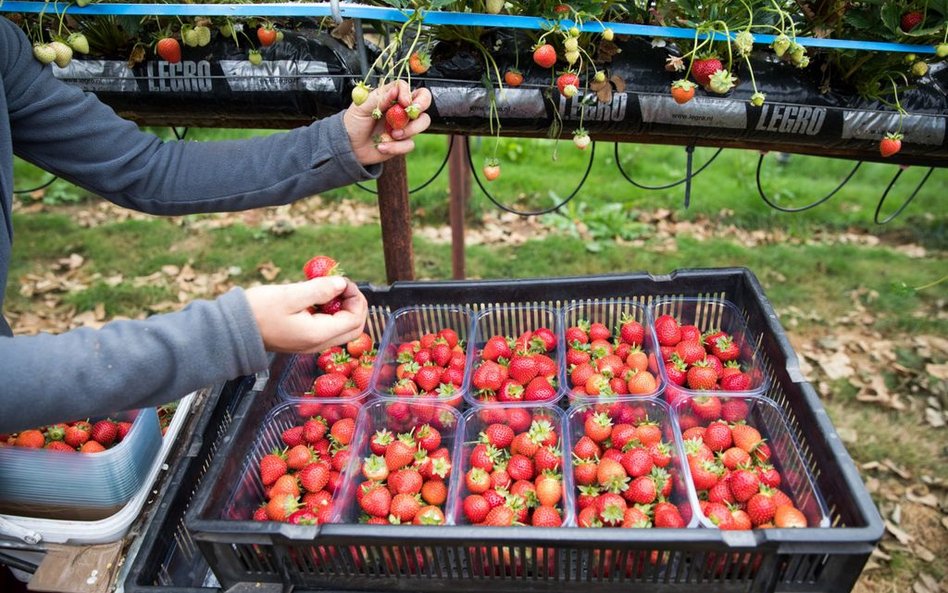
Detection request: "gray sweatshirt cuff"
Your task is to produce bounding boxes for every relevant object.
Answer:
[218,287,270,375]
[322,112,383,182]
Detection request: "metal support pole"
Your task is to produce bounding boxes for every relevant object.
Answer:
[448,135,470,280]
[376,155,415,283]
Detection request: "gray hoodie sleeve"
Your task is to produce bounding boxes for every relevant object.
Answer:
[0,290,267,433]
[3,17,380,214]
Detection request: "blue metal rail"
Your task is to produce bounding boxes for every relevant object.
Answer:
[0,1,937,54]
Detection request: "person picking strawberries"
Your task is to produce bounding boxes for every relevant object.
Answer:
[0,16,432,433]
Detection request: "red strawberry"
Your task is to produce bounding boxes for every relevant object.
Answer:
[266,493,301,521]
[619,315,645,346]
[687,361,719,390]
[303,255,338,279]
[90,420,118,446]
[156,37,182,63]
[731,423,763,453]
[728,468,761,502]
[880,132,903,158]
[481,336,511,361]
[532,505,563,527]
[721,372,751,391]
[385,104,410,131]
[720,398,749,423]
[523,376,556,401]
[302,418,327,444]
[702,421,733,452]
[360,483,392,518]
[286,444,314,470]
[299,463,330,493]
[385,440,416,471]
[621,447,654,478]
[774,505,808,528]
[533,43,557,68]
[573,435,600,460]
[257,25,278,46]
[654,501,686,528]
[691,56,723,87]
[14,429,46,448]
[389,493,421,522]
[329,417,355,446]
[463,494,491,523]
[625,476,657,505]
[507,356,539,385]
[313,373,347,398]
[483,504,517,526]
[507,454,535,481]
[415,425,441,452]
[556,71,580,97]
[746,488,777,526]
[80,440,106,453]
[900,10,924,31]
[45,441,76,452]
[675,340,706,365]
[472,361,505,391]
[414,366,443,393]
[709,335,739,362]
[282,426,305,447]
[116,421,133,441]
[64,423,91,448]
[690,395,722,421]
[504,68,524,87]
[260,453,288,486]
[654,315,682,346]
[482,424,514,449]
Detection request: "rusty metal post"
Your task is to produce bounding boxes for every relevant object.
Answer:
[376,155,415,283]
[448,136,470,280]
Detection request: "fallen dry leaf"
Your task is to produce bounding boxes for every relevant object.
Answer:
[924,407,946,428]
[925,362,948,381]
[882,459,912,480]
[816,350,855,380]
[884,520,914,545]
[856,375,905,411]
[330,19,356,49]
[258,261,281,282]
[912,544,936,563]
[905,487,940,509]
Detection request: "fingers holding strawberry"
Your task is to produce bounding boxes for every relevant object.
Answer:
[344,80,432,166]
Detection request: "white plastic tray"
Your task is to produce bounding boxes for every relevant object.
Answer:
[0,393,196,546]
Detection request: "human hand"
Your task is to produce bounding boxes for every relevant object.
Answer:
[343,80,433,166]
[245,277,368,354]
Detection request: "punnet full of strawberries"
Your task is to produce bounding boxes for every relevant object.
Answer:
[564,314,660,399]
[384,327,466,406]
[252,404,359,525]
[571,402,689,529]
[305,331,378,400]
[678,395,810,529]
[353,401,459,526]
[653,313,756,398]
[460,407,567,527]
[471,326,559,404]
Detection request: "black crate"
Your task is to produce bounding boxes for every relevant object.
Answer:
[176,269,881,593]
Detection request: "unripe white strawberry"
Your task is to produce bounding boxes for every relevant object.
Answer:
[248,49,263,66]
[565,50,580,65]
[194,25,212,47]
[33,43,56,65]
[486,0,504,14]
[573,129,591,150]
[562,84,578,98]
[49,41,73,68]
[564,37,578,52]
[67,33,89,55]
[603,28,614,41]
[351,81,371,106]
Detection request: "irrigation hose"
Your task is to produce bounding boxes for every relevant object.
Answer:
[874,166,934,225]
[466,136,595,217]
[13,175,58,195]
[756,153,862,213]
[615,143,723,191]
[356,136,454,195]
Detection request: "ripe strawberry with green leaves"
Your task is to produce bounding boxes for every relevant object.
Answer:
[556,71,580,98]
[155,37,182,64]
[691,55,723,87]
[533,43,557,68]
[879,132,903,158]
[385,103,410,131]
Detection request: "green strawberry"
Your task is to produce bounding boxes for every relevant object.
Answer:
[67,33,89,55]
[33,43,57,65]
